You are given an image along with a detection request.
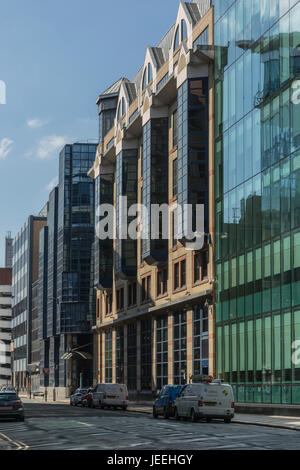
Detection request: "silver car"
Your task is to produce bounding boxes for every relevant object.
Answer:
[70,389,88,406]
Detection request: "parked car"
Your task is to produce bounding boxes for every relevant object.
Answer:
[92,383,128,410]
[153,385,183,419]
[81,388,94,407]
[0,391,24,421]
[174,381,234,423]
[70,389,88,406]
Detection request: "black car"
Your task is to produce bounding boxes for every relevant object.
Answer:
[0,392,25,421]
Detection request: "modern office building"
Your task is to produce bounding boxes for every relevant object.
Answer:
[11,215,47,392]
[0,268,12,387]
[39,143,97,399]
[213,0,300,403]
[5,232,13,268]
[88,0,215,395]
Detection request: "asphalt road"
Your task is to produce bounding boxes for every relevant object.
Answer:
[0,401,300,450]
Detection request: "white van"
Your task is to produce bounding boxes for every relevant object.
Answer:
[174,382,234,423]
[92,383,128,410]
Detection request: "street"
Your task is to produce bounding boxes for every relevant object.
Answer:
[0,401,300,450]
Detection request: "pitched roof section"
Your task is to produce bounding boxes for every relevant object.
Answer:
[124,82,137,104]
[102,77,128,96]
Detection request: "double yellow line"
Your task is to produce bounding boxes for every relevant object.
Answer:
[0,432,29,450]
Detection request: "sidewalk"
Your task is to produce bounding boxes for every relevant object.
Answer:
[22,396,300,432]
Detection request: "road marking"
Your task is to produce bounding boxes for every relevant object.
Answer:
[0,432,27,450]
[28,442,63,448]
[76,421,94,427]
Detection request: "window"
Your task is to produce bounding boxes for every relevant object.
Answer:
[142,63,153,90]
[174,259,186,290]
[105,330,112,383]
[194,250,209,283]
[106,292,112,315]
[173,311,187,385]
[141,319,152,390]
[156,315,168,390]
[116,326,124,383]
[128,282,137,307]
[193,305,209,376]
[181,19,187,41]
[116,287,124,311]
[141,274,151,302]
[157,268,168,297]
[174,25,179,50]
[172,109,178,147]
[172,159,178,197]
[142,68,147,90]
[127,324,137,390]
[148,63,153,83]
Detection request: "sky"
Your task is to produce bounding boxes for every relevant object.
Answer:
[0,0,178,265]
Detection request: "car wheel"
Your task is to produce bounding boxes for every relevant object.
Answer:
[174,408,180,420]
[224,417,231,424]
[163,408,169,419]
[191,409,197,423]
[153,407,158,419]
[206,417,212,423]
[122,406,127,411]
[113,406,117,410]
[18,416,24,422]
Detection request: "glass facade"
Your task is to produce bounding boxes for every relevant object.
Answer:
[57,143,96,334]
[214,0,300,403]
[94,172,114,288]
[156,315,168,390]
[127,323,137,390]
[173,311,187,385]
[141,319,152,390]
[142,118,169,264]
[105,330,113,383]
[116,149,138,278]
[177,78,209,238]
[116,326,124,383]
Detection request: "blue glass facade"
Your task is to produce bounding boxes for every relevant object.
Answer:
[116,149,138,278]
[177,78,209,239]
[213,0,300,403]
[94,172,114,288]
[142,118,169,264]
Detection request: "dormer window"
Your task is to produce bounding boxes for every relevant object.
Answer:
[174,19,188,51]
[142,63,153,90]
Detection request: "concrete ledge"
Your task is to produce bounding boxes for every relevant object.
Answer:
[235,403,300,417]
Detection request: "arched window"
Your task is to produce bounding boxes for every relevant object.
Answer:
[148,63,153,83]
[117,102,121,121]
[121,97,126,116]
[174,25,179,50]
[181,19,187,41]
[142,68,147,90]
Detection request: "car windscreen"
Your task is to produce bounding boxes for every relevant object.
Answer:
[0,394,18,401]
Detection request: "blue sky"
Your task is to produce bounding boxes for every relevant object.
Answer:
[0,0,177,265]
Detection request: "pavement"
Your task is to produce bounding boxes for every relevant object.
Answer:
[0,400,300,450]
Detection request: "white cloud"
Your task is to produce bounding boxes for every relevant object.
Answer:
[27,118,48,128]
[45,176,58,192]
[0,138,14,160]
[35,135,68,160]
